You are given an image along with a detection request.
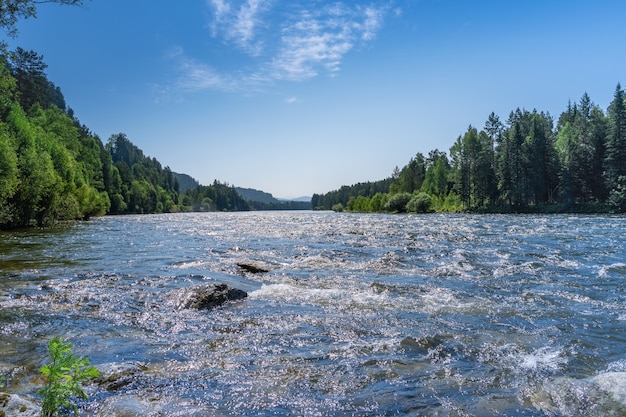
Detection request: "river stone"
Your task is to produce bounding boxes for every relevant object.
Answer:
[0,393,39,417]
[529,373,626,416]
[591,372,626,410]
[94,362,146,391]
[170,284,247,310]
[96,395,161,417]
[236,262,269,274]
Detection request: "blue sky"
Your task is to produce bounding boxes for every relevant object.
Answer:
[7,0,626,198]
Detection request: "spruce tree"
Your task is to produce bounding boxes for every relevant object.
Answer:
[605,84,626,190]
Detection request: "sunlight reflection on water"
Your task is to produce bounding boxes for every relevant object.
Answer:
[1,212,625,416]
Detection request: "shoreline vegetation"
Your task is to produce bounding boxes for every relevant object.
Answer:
[0,50,310,230]
[313,87,626,216]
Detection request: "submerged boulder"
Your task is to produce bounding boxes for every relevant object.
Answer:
[169,284,247,310]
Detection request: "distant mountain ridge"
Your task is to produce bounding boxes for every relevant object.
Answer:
[173,172,201,194]
[278,196,311,203]
[236,187,281,204]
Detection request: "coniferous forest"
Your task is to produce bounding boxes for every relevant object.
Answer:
[313,86,626,214]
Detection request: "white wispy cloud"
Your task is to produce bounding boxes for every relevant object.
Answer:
[161,46,243,94]
[207,0,271,55]
[270,15,353,81]
[166,1,393,94]
[361,6,385,41]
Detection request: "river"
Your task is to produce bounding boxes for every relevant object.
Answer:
[1,212,625,416]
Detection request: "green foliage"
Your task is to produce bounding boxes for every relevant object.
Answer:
[554,93,607,204]
[8,48,65,111]
[246,199,311,210]
[406,192,433,213]
[236,187,311,210]
[311,178,392,210]
[0,59,17,115]
[183,181,249,212]
[390,153,425,194]
[429,192,463,212]
[75,184,109,219]
[0,0,87,38]
[317,89,617,214]
[608,175,626,213]
[421,152,450,197]
[331,203,344,212]
[0,124,18,215]
[174,172,199,194]
[0,96,113,227]
[38,336,99,417]
[105,133,179,214]
[605,84,626,190]
[370,192,387,212]
[384,192,412,213]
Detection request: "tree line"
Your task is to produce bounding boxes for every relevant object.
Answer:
[0,0,266,229]
[0,44,316,228]
[313,85,626,214]
[0,47,266,229]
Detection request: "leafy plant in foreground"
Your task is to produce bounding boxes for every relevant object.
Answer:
[38,336,99,417]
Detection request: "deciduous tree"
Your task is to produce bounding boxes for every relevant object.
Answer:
[0,0,86,38]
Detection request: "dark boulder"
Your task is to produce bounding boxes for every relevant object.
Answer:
[170,284,247,310]
[236,263,269,274]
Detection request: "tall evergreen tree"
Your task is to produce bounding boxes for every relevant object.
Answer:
[589,106,608,201]
[7,48,65,111]
[605,83,626,189]
[526,112,557,205]
[497,111,526,207]
[421,150,450,198]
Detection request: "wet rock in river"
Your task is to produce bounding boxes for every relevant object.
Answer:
[96,394,162,417]
[528,372,626,416]
[400,335,447,353]
[94,362,146,391]
[236,262,269,274]
[168,284,247,310]
[0,392,39,417]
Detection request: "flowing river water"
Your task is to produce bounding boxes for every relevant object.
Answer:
[1,212,625,416]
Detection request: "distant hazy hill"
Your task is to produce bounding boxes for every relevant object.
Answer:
[236,187,280,204]
[279,196,311,203]
[173,172,200,194]
[236,187,311,210]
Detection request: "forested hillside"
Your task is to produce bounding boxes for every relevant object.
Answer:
[313,87,626,214]
[0,47,257,229]
[173,172,200,194]
[0,48,111,226]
